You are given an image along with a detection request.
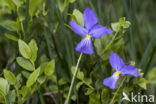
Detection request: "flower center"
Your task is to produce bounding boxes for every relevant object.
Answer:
[115,71,120,76]
[86,34,90,39]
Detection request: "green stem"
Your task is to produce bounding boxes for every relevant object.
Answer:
[101,29,120,56]
[0,91,6,104]
[110,77,126,104]
[20,22,25,38]
[66,53,83,104]
[15,86,20,104]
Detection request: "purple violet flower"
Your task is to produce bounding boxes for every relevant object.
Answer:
[70,8,114,54]
[103,52,141,89]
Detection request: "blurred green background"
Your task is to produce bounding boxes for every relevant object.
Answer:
[0,0,156,103]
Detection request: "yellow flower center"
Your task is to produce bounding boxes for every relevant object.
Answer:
[86,34,90,39]
[115,71,120,76]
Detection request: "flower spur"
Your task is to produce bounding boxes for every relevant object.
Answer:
[103,52,141,89]
[70,8,114,54]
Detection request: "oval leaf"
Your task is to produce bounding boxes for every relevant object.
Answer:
[28,39,38,62]
[26,68,40,87]
[29,0,42,18]
[16,57,35,71]
[72,9,84,27]
[5,33,18,41]
[44,60,55,76]
[0,78,9,95]
[18,39,31,59]
[71,66,84,80]
[3,69,16,85]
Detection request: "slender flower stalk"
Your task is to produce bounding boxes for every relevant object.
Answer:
[110,77,126,104]
[101,28,120,56]
[66,53,83,104]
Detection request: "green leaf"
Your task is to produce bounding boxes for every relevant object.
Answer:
[30,83,40,95]
[15,74,21,88]
[69,0,75,3]
[18,7,26,21]
[83,78,92,85]
[3,69,16,85]
[5,33,18,41]
[64,92,77,101]
[111,22,120,31]
[8,90,16,103]
[48,74,57,83]
[147,67,156,85]
[111,17,131,31]
[130,61,135,66]
[76,81,84,90]
[0,20,16,31]
[26,68,40,87]
[48,85,58,92]
[137,78,147,90]
[77,71,84,80]
[133,77,148,89]
[3,0,16,11]
[89,94,100,104]
[44,60,55,76]
[71,66,84,80]
[12,0,23,8]
[58,78,67,85]
[119,17,126,22]
[101,89,109,104]
[20,86,28,101]
[22,71,30,79]
[29,0,42,18]
[16,57,35,71]
[0,78,9,95]
[37,75,46,85]
[72,9,84,26]
[10,21,19,32]
[40,62,48,75]
[28,39,38,62]
[18,39,31,59]
[85,88,94,95]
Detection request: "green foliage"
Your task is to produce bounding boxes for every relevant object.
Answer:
[71,66,94,96]
[111,17,131,31]
[7,90,16,103]
[26,67,40,87]
[89,94,100,104]
[0,0,155,103]
[147,67,156,85]
[133,77,148,89]
[44,60,55,76]
[18,39,31,59]
[71,66,84,80]
[28,39,38,62]
[0,20,16,31]
[5,33,18,41]
[0,78,9,95]
[72,9,84,27]
[3,69,16,85]
[20,86,28,101]
[16,57,35,71]
[29,0,42,19]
